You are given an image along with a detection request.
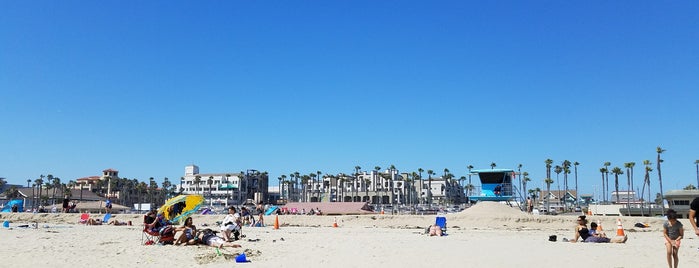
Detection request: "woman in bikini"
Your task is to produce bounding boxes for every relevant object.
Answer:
[175,217,198,245]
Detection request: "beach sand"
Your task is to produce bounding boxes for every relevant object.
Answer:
[1,203,697,268]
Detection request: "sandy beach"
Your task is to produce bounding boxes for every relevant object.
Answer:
[1,203,697,268]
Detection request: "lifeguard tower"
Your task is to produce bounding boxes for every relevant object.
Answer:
[467,169,519,204]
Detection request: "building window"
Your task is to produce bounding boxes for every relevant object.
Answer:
[673,200,690,206]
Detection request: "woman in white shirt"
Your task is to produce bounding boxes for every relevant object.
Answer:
[220,206,242,241]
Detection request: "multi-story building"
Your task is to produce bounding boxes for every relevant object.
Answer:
[280,169,464,206]
[178,165,268,205]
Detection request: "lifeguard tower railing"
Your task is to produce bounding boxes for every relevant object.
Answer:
[467,169,523,208]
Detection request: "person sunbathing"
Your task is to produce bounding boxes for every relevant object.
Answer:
[175,217,198,245]
[428,225,443,236]
[86,218,103,225]
[198,228,241,248]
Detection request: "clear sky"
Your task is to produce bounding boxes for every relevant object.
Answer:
[1,1,698,200]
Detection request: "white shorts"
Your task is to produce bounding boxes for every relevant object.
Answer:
[221,224,239,232]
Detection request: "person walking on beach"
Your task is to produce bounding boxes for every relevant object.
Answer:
[526,197,533,213]
[663,209,683,268]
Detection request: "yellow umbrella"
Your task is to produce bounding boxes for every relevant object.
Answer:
[157,194,205,224]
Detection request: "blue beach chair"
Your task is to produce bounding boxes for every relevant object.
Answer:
[435,216,447,235]
[103,213,112,223]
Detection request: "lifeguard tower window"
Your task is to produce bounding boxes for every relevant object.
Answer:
[478,172,512,184]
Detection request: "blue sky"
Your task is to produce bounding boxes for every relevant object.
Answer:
[1,1,698,200]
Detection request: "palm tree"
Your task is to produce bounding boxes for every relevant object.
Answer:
[544,177,554,213]
[517,164,523,200]
[162,177,171,200]
[372,166,381,205]
[656,146,666,214]
[225,174,232,200]
[573,162,580,207]
[354,166,361,202]
[35,175,44,206]
[148,177,158,206]
[522,172,530,203]
[207,176,214,200]
[417,168,424,204]
[611,167,624,205]
[544,159,553,182]
[194,176,202,195]
[599,167,607,203]
[293,172,300,202]
[459,176,466,199]
[554,165,562,207]
[490,162,496,169]
[316,171,322,200]
[427,169,434,208]
[26,179,31,188]
[301,175,310,202]
[640,160,652,216]
[603,162,611,202]
[624,162,635,213]
[562,160,571,210]
[279,175,286,200]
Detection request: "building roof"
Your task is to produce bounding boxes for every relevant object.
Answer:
[102,168,119,172]
[76,176,102,182]
[17,188,105,201]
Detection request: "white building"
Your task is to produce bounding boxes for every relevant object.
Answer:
[179,165,242,205]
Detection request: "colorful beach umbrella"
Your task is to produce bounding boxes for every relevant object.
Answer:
[157,194,205,224]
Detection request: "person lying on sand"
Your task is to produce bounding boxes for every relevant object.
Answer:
[198,228,241,248]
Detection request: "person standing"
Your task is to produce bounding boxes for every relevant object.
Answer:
[105,199,112,214]
[62,196,70,213]
[526,197,533,213]
[663,209,683,268]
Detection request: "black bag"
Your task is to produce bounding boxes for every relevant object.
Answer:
[548,235,557,242]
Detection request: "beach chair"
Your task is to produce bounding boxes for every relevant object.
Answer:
[142,215,176,245]
[103,213,112,224]
[78,213,90,224]
[435,216,447,235]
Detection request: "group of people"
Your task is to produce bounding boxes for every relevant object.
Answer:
[670,196,699,268]
[564,196,699,268]
[144,205,254,248]
[565,215,626,243]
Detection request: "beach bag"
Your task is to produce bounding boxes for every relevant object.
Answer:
[548,235,557,242]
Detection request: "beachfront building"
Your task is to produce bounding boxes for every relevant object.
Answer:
[539,190,578,212]
[424,178,464,205]
[663,190,699,218]
[178,165,269,205]
[76,168,121,198]
[610,190,639,204]
[282,168,463,207]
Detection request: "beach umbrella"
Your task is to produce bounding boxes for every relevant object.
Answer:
[158,194,205,224]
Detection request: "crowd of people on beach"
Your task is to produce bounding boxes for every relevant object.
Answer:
[143,205,255,248]
[560,196,699,268]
